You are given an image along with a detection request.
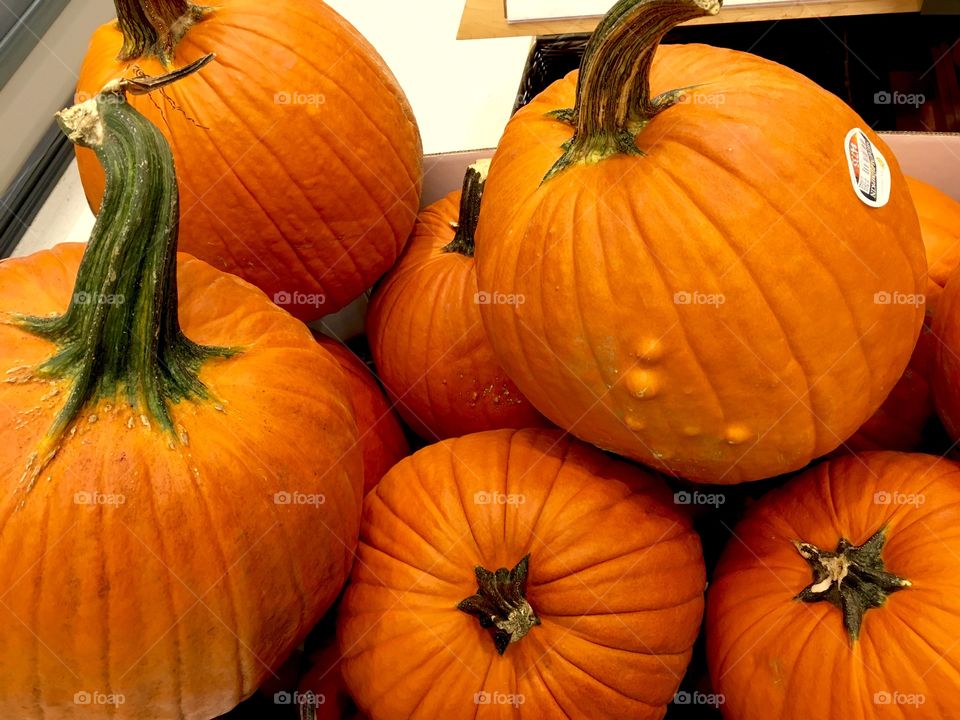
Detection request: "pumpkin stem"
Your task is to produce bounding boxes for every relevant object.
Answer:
[114,0,209,63]
[9,55,234,492]
[442,160,490,257]
[457,554,541,655]
[543,0,721,182]
[793,527,910,644]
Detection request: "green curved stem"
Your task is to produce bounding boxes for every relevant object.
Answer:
[544,0,721,182]
[442,160,490,257]
[9,55,233,490]
[114,0,208,62]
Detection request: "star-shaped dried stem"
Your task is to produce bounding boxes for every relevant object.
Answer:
[794,527,911,643]
[457,555,541,655]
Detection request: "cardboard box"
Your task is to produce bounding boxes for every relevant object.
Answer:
[882,132,960,200]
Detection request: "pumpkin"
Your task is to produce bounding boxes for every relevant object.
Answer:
[314,334,409,493]
[366,163,549,440]
[473,0,925,483]
[76,0,423,321]
[338,428,706,719]
[0,65,362,719]
[845,176,960,451]
[707,451,960,719]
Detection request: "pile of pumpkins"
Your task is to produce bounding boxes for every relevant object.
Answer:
[0,0,958,718]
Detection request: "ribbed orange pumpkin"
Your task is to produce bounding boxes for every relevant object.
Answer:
[367,164,548,440]
[474,0,925,483]
[76,0,423,321]
[0,70,362,719]
[314,334,409,493]
[707,452,960,719]
[845,176,960,451]
[338,428,706,719]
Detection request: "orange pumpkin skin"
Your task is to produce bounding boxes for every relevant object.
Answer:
[845,177,959,451]
[367,189,549,440]
[707,452,960,720]
[475,45,925,483]
[932,266,960,440]
[76,0,423,321]
[314,335,409,493]
[844,317,936,452]
[338,428,706,720]
[910,176,960,291]
[0,245,363,719]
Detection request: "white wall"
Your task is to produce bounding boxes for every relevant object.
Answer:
[0,0,114,191]
[325,0,530,155]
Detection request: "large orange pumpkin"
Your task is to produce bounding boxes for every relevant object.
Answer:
[474,0,925,483]
[338,428,706,719]
[314,334,409,493]
[0,67,362,719]
[77,0,423,321]
[367,164,548,440]
[707,452,960,719]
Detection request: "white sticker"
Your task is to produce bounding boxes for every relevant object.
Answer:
[844,128,891,208]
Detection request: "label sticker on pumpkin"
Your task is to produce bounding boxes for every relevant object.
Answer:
[844,128,891,208]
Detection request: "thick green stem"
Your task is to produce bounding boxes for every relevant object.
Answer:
[458,555,541,655]
[114,0,208,62]
[544,0,721,182]
[794,527,910,644]
[442,160,490,257]
[10,55,232,489]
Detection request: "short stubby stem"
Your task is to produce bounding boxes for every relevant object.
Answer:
[458,555,541,655]
[544,0,721,182]
[442,160,490,257]
[794,527,910,643]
